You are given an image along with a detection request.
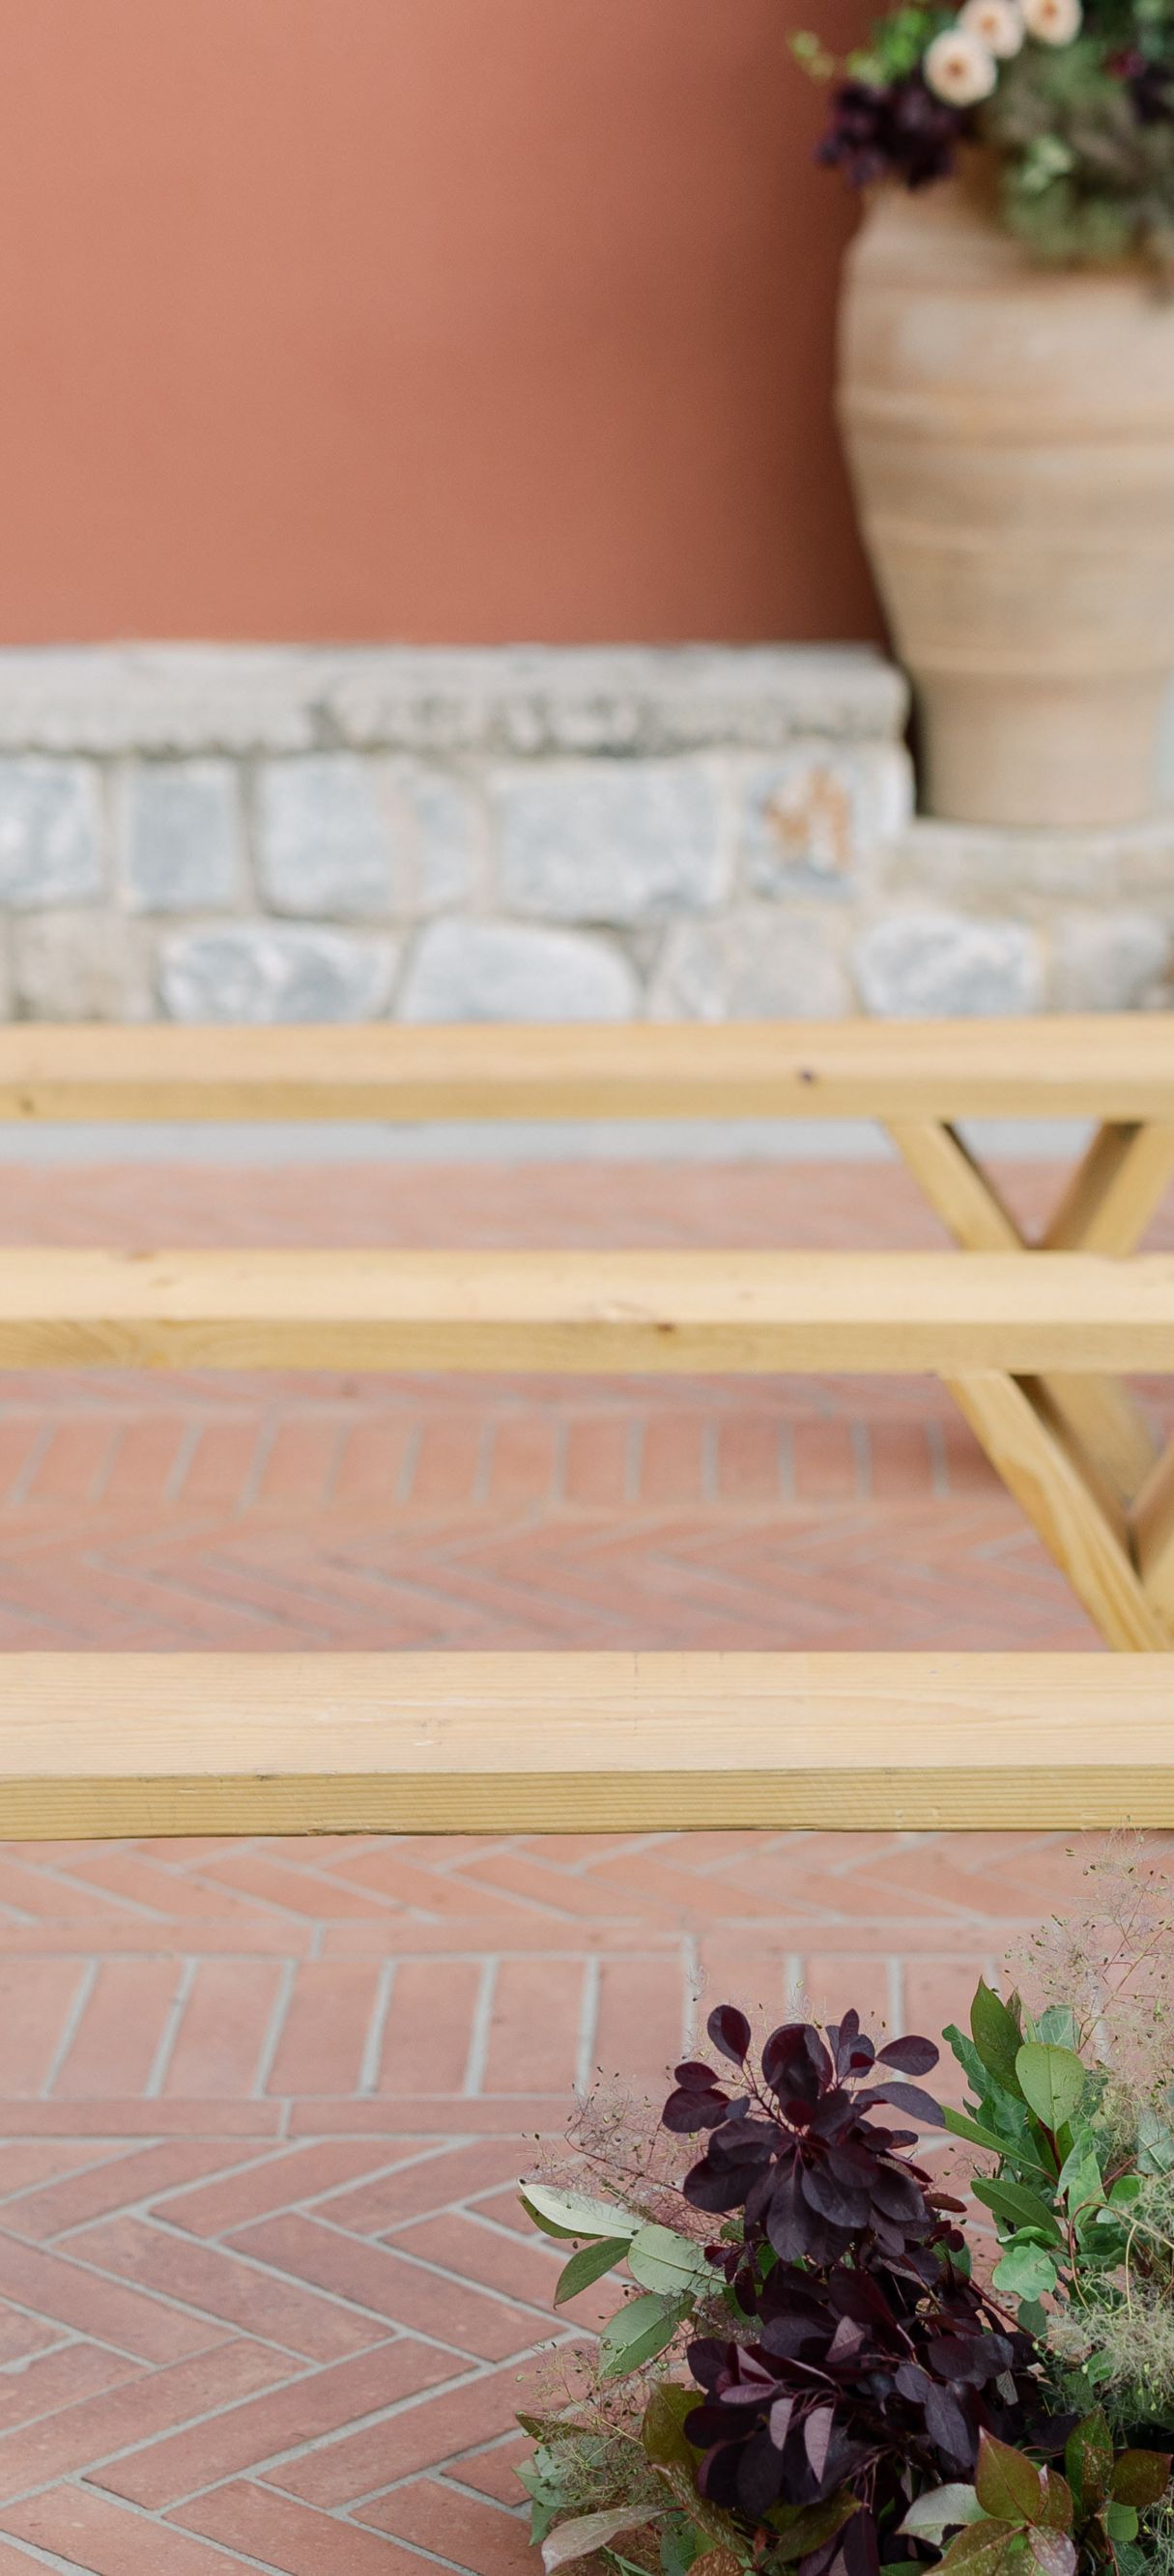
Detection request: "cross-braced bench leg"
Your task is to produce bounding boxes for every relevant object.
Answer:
[944,1370,1171,1650]
[891,1117,1174,1510]
[890,1118,1174,1648]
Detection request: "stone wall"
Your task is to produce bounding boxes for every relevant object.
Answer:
[0,645,1168,1021]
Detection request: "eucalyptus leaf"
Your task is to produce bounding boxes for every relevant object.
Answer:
[543,2506,666,2573]
[1037,2008,1080,2051]
[521,2182,642,2244]
[898,2485,986,2540]
[970,1980,1024,2094]
[991,2243,1058,2302]
[598,2290,688,2378]
[1015,2044,1085,2135]
[627,2223,713,2297]
[554,2236,631,2305]
[972,2177,1061,2242]
[943,2106,1050,2174]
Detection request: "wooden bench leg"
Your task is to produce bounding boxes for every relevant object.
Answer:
[1043,1118,1174,1255]
[890,1117,1168,1509]
[944,1371,1172,1652]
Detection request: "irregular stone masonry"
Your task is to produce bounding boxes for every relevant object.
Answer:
[0,644,1168,1019]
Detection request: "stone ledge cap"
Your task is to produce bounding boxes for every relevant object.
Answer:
[0,644,907,758]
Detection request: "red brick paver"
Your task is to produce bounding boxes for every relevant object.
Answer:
[0,1152,1169,2571]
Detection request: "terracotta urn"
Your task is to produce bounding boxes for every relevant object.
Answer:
[837,169,1174,827]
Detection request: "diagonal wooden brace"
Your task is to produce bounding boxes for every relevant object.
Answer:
[944,1370,1172,1652]
[890,1118,1168,1509]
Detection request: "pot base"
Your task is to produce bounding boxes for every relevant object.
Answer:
[917,668,1168,829]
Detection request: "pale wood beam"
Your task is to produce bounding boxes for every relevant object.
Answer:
[5,1651,1174,1835]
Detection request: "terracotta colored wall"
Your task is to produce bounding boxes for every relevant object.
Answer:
[0,0,877,644]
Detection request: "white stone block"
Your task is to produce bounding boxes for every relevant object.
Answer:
[14,911,153,1020]
[396,763,477,912]
[399,920,637,1022]
[257,756,398,916]
[122,760,240,912]
[741,745,913,894]
[1051,910,1171,1011]
[649,911,850,1020]
[0,760,102,907]
[853,909,1043,1018]
[493,761,727,924]
[160,924,398,1023]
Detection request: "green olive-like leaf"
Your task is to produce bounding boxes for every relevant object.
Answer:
[1015,2044,1085,2136]
[626,2223,713,2297]
[970,1980,1024,2094]
[520,2183,641,2243]
[554,2236,631,2305]
[943,2107,1050,2175]
[542,2505,666,2572]
[990,2243,1058,2303]
[599,2290,688,2379]
[972,2177,1061,2242]
[898,2486,986,2540]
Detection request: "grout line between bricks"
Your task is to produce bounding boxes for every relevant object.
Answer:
[358,1962,396,2099]
[142,1958,197,2099]
[253,1962,300,2100]
[573,1956,600,2099]
[396,1422,422,1506]
[38,1963,99,2102]
[5,1426,55,1511]
[461,1960,499,2100]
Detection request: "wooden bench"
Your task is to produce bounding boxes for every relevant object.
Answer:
[2,1017,1174,1838]
[1,1237,1173,1653]
[5,1652,1174,1837]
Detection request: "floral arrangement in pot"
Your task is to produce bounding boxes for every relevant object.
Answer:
[513,1852,1174,2576]
[808,0,1174,267]
[797,0,1174,830]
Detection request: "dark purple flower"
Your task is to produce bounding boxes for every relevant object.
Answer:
[816,75,971,190]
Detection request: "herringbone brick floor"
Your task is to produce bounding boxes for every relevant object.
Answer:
[0,1153,1168,2573]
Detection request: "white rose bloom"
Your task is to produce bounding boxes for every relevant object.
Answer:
[959,0,1024,55]
[1021,0,1081,41]
[923,26,999,99]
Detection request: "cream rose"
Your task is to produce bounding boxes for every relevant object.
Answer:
[1021,0,1081,41]
[959,0,1024,56]
[923,26,999,100]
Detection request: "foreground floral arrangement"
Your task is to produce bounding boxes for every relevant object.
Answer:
[515,1855,1174,2576]
[801,0,1174,268]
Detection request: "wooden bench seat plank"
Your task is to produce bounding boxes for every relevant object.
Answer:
[3,1652,1174,1834]
[4,1018,1174,1123]
[1,1248,1172,1375]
